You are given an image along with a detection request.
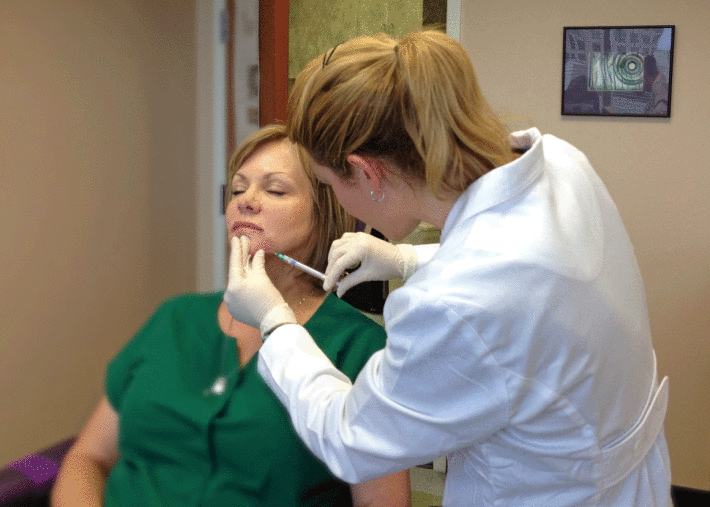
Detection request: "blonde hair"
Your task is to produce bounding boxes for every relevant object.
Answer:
[287,30,515,197]
[226,124,356,287]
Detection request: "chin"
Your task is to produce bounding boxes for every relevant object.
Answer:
[231,232,273,254]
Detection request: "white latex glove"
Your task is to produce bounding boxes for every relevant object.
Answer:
[223,236,297,338]
[324,232,418,297]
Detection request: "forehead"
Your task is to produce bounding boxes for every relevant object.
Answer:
[235,139,304,182]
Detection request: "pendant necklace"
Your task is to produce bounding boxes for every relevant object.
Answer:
[204,289,314,396]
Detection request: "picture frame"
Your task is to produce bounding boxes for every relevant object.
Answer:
[561,26,675,117]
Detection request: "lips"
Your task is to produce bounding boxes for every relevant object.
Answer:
[231,221,263,233]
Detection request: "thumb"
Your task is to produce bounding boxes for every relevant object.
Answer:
[252,249,266,274]
[335,270,365,298]
[228,236,245,282]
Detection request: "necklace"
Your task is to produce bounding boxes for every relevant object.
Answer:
[204,288,315,396]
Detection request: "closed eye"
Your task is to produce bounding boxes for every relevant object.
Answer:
[231,189,286,196]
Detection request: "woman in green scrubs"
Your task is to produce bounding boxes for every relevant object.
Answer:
[51,124,411,507]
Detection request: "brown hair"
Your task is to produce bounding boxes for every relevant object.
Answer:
[287,30,515,197]
[226,124,356,287]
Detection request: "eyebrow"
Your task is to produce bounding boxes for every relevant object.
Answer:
[233,171,292,183]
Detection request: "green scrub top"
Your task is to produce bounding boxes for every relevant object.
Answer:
[104,292,386,507]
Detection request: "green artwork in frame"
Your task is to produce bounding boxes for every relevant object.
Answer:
[289,0,424,82]
[562,25,675,117]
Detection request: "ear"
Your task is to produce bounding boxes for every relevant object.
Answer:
[346,154,383,191]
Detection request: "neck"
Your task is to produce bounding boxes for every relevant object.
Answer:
[412,186,461,232]
[263,253,322,305]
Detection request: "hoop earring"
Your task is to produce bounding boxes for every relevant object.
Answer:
[371,189,385,202]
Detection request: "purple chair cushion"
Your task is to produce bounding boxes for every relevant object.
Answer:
[0,438,75,507]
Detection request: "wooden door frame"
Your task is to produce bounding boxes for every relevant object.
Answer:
[258,0,290,126]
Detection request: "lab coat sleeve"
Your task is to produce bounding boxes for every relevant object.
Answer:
[412,243,438,267]
[257,287,509,483]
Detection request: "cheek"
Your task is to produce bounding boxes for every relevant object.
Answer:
[287,204,315,233]
[271,200,314,240]
[330,184,361,215]
[342,196,368,224]
[224,200,236,227]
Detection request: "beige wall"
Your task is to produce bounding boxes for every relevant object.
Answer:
[459,0,710,490]
[0,0,197,464]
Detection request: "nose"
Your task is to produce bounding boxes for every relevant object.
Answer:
[236,187,260,213]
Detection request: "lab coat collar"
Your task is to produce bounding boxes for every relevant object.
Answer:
[441,128,545,244]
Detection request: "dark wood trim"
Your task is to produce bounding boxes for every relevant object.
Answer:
[258,0,289,126]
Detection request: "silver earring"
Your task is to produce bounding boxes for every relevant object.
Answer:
[371,189,385,202]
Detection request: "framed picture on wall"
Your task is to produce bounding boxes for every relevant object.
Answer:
[561,25,675,117]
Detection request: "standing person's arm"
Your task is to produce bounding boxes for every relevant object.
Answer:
[228,236,501,482]
[257,288,509,483]
[51,396,119,507]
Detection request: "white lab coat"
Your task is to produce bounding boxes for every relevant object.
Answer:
[258,129,672,506]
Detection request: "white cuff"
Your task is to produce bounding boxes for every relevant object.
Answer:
[396,243,419,281]
[260,303,297,339]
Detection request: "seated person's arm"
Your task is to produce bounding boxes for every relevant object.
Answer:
[51,396,119,507]
[350,469,412,507]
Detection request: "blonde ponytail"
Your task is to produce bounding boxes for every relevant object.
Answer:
[287,30,515,197]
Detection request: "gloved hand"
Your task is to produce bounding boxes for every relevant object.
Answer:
[223,236,297,338]
[324,232,418,297]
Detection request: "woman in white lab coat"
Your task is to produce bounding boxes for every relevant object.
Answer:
[224,30,672,506]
